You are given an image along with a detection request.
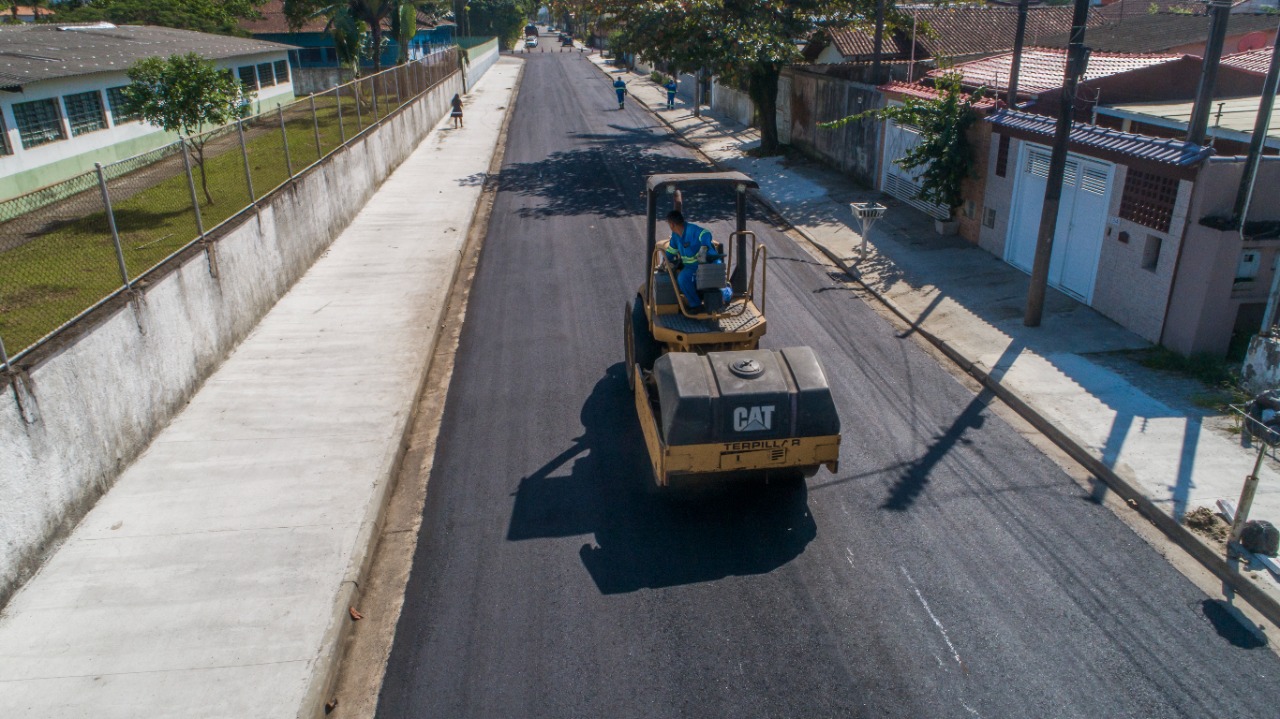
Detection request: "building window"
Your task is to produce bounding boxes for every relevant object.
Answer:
[1237,250,1262,283]
[1142,234,1163,271]
[0,113,11,156]
[995,134,1010,178]
[274,60,290,84]
[12,98,66,149]
[983,207,997,229]
[298,48,324,64]
[257,62,276,88]
[1119,169,1179,233]
[106,86,141,124]
[64,90,107,136]
[238,66,259,91]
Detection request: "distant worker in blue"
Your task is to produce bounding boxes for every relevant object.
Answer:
[664,190,728,311]
[664,77,678,109]
[613,77,627,109]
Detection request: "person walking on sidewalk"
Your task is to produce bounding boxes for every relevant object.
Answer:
[450,93,463,128]
[664,77,678,109]
[613,77,628,110]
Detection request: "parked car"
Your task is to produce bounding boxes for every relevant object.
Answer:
[560,34,573,47]
[525,36,538,48]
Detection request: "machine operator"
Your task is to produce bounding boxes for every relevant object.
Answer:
[664,190,726,311]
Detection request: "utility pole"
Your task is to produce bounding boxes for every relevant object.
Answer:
[1006,0,1031,107]
[1186,0,1233,145]
[1023,0,1091,327]
[1245,31,1280,331]
[872,0,885,82]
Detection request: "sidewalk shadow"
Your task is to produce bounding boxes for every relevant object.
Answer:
[507,363,817,594]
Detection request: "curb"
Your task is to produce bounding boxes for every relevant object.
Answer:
[298,60,526,719]
[591,57,1280,630]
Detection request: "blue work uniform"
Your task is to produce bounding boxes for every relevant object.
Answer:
[613,79,627,107]
[665,222,721,309]
[664,80,677,109]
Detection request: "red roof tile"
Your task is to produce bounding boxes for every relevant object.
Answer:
[928,48,1180,96]
[1222,47,1277,75]
[878,80,998,109]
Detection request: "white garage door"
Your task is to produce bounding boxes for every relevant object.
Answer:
[881,120,951,220]
[1005,145,1112,304]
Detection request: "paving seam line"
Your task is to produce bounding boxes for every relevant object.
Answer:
[298,61,526,719]
[587,57,1280,629]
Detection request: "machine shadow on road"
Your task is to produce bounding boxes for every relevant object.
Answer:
[506,362,817,595]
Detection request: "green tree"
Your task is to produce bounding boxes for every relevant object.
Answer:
[50,0,266,34]
[823,73,983,214]
[598,0,873,153]
[467,0,525,49]
[395,2,416,62]
[124,53,252,205]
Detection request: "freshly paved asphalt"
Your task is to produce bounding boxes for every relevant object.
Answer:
[376,47,1280,718]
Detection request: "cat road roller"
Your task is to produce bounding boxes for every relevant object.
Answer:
[625,172,842,488]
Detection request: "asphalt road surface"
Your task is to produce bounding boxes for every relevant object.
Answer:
[376,46,1280,719]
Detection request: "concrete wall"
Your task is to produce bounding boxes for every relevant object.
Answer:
[711,79,755,128]
[1164,157,1280,355]
[0,69,463,609]
[464,39,500,92]
[784,67,884,187]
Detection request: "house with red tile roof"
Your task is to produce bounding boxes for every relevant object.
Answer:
[1222,46,1279,75]
[1039,9,1279,56]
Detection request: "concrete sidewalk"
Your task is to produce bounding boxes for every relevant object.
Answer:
[0,57,522,718]
[590,56,1280,602]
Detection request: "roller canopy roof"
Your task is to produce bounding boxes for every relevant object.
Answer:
[646,172,759,193]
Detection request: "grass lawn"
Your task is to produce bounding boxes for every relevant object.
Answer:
[0,83,412,356]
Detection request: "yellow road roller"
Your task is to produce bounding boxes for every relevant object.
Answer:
[625,172,841,488]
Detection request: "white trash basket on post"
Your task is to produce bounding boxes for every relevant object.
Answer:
[851,202,886,263]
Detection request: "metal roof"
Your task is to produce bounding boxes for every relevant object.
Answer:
[646,172,758,193]
[1098,95,1280,149]
[986,109,1214,166]
[930,48,1180,96]
[0,23,294,90]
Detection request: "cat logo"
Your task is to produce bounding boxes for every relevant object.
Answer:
[732,405,775,432]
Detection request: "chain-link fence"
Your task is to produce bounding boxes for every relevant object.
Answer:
[0,47,460,366]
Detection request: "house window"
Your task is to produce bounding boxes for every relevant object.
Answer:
[274,60,290,84]
[298,48,324,64]
[1119,169,1179,233]
[12,98,66,149]
[64,90,107,136]
[106,86,141,124]
[257,62,276,88]
[983,207,997,229]
[964,200,976,219]
[1237,250,1262,283]
[238,66,259,91]
[1142,235,1163,271]
[995,134,1010,178]
[0,113,11,156]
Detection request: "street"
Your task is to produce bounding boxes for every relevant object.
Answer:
[375,48,1280,718]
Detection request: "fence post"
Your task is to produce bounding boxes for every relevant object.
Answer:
[278,105,294,178]
[354,77,363,130]
[371,75,379,122]
[336,83,346,143]
[394,65,402,107]
[238,118,256,203]
[95,162,131,291]
[180,140,205,238]
[0,333,10,378]
[310,94,323,158]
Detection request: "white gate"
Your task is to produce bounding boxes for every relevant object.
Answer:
[880,120,951,220]
[1005,144,1112,304]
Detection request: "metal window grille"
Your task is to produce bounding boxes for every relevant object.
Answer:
[1119,169,1179,233]
[274,60,290,84]
[257,62,276,88]
[13,98,65,148]
[238,66,259,91]
[0,113,11,156]
[64,90,107,136]
[105,86,141,124]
